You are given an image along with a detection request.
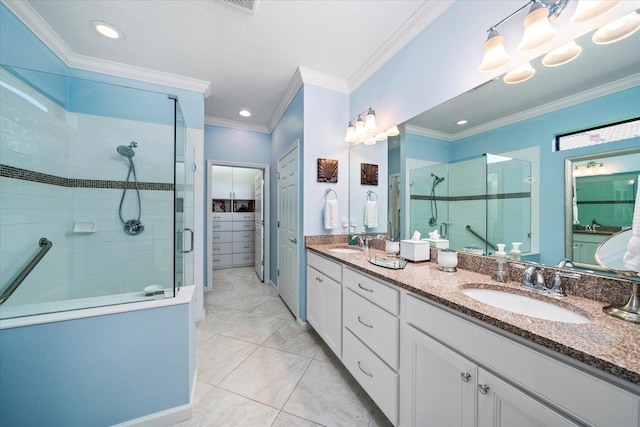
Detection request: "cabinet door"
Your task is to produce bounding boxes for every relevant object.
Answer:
[476,368,577,427]
[307,266,321,330]
[400,324,476,427]
[323,274,342,356]
[232,167,256,200]
[211,165,233,199]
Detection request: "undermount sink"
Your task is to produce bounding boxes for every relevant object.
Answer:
[461,287,591,324]
[329,247,362,254]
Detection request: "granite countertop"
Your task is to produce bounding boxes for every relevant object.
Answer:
[306,243,640,387]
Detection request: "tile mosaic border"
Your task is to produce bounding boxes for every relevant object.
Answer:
[411,192,531,202]
[1,164,174,191]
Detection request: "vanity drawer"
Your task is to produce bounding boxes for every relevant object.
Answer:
[343,267,399,315]
[343,329,398,426]
[344,288,399,370]
[307,251,342,283]
[211,221,233,232]
[232,221,255,231]
[212,212,233,222]
[233,252,254,265]
[233,212,255,222]
[212,254,232,268]
[233,231,254,242]
[211,231,233,243]
[233,241,254,253]
[211,242,232,255]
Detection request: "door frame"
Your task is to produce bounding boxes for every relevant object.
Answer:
[206,160,270,292]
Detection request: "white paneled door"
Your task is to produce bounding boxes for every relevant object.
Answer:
[277,142,299,319]
[254,170,264,281]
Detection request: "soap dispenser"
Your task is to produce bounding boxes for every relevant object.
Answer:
[510,242,522,261]
[492,243,509,283]
[348,226,356,246]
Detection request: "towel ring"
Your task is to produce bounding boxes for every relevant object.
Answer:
[325,188,337,200]
[367,190,377,201]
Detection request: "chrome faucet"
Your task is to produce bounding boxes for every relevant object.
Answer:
[556,259,575,269]
[522,265,545,291]
[515,263,580,297]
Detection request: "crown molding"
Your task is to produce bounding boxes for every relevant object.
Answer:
[205,116,270,134]
[348,0,453,92]
[266,67,304,132]
[3,0,212,96]
[407,75,640,142]
[298,67,349,94]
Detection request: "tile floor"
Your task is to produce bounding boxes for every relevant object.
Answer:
[174,267,392,427]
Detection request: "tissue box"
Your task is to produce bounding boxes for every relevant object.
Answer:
[423,238,449,249]
[401,240,430,262]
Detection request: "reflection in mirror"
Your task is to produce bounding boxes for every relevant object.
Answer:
[349,139,388,236]
[409,154,532,256]
[565,147,640,269]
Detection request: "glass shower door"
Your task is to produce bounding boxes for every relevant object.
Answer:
[174,101,194,294]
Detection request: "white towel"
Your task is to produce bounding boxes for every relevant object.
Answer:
[623,175,640,272]
[364,200,378,228]
[324,199,339,229]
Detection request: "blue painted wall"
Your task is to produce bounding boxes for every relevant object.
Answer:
[0,303,193,426]
[270,88,304,287]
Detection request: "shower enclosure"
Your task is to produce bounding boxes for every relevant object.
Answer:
[410,154,531,255]
[0,65,194,318]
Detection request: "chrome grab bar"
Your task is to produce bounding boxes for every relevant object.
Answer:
[465,225,498,251]
[0,237,52,305]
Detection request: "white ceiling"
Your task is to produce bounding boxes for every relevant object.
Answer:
[12,0,450,132]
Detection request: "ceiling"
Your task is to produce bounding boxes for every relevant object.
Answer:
[11,0,449,132]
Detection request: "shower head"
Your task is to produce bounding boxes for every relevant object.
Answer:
[431,173,445,185]
[116,142,137,158]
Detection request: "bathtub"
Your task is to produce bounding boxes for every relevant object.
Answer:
[0,286,196,427]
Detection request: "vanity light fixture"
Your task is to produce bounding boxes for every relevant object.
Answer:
[345,107,395,144]
[503,62,536,84]
[577,161,607,175]
[479,0,567,73]
[542,40,583,66]
[592,10,640,44]
[571,0,621,24]
[91,20,124,40]
[518,1,559,51]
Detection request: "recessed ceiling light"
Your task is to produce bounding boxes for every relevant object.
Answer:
[91,20,124,40]
[457,120,468,125]
[239,110,251,117]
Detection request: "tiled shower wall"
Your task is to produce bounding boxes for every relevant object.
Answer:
[1,70,175,305]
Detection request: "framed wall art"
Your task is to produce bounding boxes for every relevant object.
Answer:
[317,158,338,183]
[361,163,378,185]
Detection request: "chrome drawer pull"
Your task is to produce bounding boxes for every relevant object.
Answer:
[358,361,373,378]
[357,316,373,328]
[460,372,471,382]
[358,283,373,293]
[478,384,490,395]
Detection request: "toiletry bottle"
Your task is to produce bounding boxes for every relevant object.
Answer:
[348,226,356,246]
[492,243,509,283]
[510,242,522,261]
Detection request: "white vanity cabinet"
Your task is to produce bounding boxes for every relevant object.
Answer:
[342,267,400,425]
[306,251,343,357]
[401,293,639,427]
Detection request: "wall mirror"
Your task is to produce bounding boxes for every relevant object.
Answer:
[349,14,640,275]
[564,146,640,269]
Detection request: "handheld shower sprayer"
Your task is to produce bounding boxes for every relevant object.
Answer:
[116,142,144,236]
[428,173,445,226]
[431,173,445,185]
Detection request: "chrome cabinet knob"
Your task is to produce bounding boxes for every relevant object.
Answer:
[478,384,490,395]
[460,372,471,382]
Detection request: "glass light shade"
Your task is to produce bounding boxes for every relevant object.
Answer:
[375,132,388,141]
[593,11,640,44]
[479,31,510,72]
[598,163,607,174]
[542,41,583,67]
[503,62,536,84]
[355,116,366,136]
[385,126,399,136]
[364,110,377,133]
[571,0,621,25]
[518,6,558,51]
[363,137,376,145]
[345,122,356,142]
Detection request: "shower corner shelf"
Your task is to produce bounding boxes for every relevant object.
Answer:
[72,221,98,233]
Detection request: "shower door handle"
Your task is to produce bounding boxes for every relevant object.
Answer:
[179,228,194,254]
